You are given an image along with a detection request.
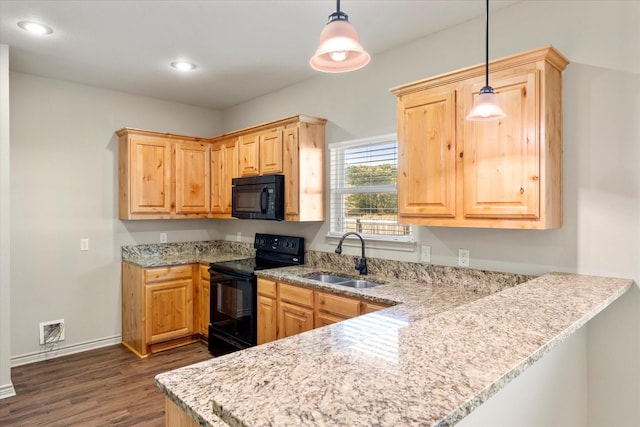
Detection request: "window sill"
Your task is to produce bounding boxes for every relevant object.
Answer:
[325,233,416,253]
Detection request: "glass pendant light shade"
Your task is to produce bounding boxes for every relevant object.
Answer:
[466,0,505,121]
[466,86,506,120]
[310,2,370,73]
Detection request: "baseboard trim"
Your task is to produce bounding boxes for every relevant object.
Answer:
[0,382,16,400]
[10,335,122,367]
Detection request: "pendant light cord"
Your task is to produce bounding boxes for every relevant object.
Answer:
[484,0,489,89]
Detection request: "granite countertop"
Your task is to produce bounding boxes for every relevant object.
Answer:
[154,266,634,427]
[121,240,255,268]
[122,252,249,268]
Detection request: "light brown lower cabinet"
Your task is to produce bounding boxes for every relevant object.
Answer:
[257,278,392,345]
[257,279,278,344]
[165,398,200,427]
[277,282,315,339]
[197,265,211,337]
[122,262,199,357]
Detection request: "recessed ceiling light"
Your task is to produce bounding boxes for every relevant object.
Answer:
[17,21,54,35]
[171,61,197,71]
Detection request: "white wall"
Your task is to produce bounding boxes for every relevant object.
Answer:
[8,73,223,361]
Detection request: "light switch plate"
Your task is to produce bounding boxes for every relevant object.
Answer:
[160,233,167,243]
[80,238,89,251]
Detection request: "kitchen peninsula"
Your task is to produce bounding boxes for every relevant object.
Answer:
[153,250,634,426]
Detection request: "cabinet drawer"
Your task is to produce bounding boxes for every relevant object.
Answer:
[145,265,193,283]
[258,279,277,298]
[199,264,210,280]
[316,292,360,318]
[279,283,314,308]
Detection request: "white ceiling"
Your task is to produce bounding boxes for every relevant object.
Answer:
[0,0,519,110]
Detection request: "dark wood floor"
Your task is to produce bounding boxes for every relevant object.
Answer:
[0,342,223,426]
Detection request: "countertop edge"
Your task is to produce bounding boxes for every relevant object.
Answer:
[435,277,634,426]
[156,273,636,427]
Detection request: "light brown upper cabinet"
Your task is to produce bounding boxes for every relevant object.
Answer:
[118,129,211,219]
[211,137,238,217]
[117,115,326,221]
[282,120,326,221]
[259,127,284,174]
[391,45,569,229]
[118,132,173,217]
[238,126,284,177]
[218,115,326,222]
[238,132,260,177]
[175,141,211,215]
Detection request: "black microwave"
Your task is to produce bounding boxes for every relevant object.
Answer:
[231,174,285,220]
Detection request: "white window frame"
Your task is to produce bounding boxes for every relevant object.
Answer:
[326,133,415,252]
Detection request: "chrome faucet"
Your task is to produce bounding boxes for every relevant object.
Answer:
[335,232,368,275]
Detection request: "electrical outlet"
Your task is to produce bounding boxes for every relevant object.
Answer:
[80,238,89,251]
[236,231,242,242]
[458,249,470,267]
[420,245,431,262]
[39,319,65,345]
[160,233,167,243]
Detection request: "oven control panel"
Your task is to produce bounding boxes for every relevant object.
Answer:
[254,233,304,256]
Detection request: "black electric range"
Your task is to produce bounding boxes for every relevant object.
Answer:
[207,233,305,352]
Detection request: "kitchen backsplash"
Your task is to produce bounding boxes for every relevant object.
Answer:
[306,250,535,294]
[121,240,535,295]
[121,240,254,260]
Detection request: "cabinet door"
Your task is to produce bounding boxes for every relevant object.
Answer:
[361,301,390,313]
[199,265,210,336]
[239,133,259,176]
[175,141,211,214]
[315,311,347,327]
[257,294,278,344]
[278,301,314,339]
[463,71,539,219]
[397,89,456,218]
[223,139,238,212]
[259,128,283,174]
[211,142,224,214]
[144,279,194,344]
[212,138,238,215]
[283,126,300,217]
[129,135,173,214]
[257,279,278,344]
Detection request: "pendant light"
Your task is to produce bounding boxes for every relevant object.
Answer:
[310,0,370,73]
[466,0,506,121]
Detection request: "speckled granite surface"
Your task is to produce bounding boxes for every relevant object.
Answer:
[121,240,254,267]
[155,269,634,427]
[305,250,534,294]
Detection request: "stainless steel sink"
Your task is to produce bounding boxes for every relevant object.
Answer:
[304,273,384,289]
[333,280,383,289]
[305,274,353,283]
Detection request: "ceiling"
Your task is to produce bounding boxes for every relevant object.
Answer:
[0,0,519,110]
